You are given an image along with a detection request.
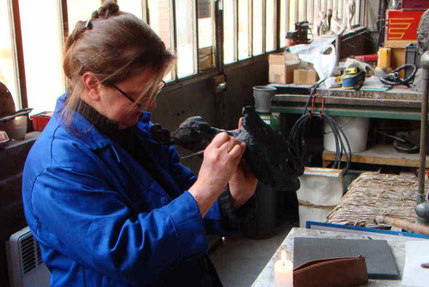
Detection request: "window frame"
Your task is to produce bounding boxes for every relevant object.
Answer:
[5,0,365,110]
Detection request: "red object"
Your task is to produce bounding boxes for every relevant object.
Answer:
[355,54,378,62]
[0,130,10,148]
[402,0,429,10]
[386,10,424,41]
[31,112,52,131]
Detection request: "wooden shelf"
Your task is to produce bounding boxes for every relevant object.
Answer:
[322,144,429,168]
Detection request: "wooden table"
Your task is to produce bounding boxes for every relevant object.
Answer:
[252,228,425,287]
[322,144,429,168]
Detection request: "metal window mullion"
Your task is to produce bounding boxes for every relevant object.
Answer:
[234,0,238,61]
[249,0,253,58]
[275,0,280,50]
[59,0,68,39]
[262,0,266,53]
[9,0,27,109]
[142,0,149,23]
[170,0,178,80]
[58,0,68,92]
[193,0,199,73]
[215,0,224,71]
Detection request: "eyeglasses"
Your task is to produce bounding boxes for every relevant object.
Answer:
[111,80,166,108]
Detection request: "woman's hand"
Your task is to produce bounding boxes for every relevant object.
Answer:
[229,159,258,209]
[189,132,245,217]
[229,117,258,209]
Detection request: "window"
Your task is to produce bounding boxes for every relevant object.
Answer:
[253,0,264,56]
[175,0,197,78]
[20,0,64,114]
[148,0,174,81]
[67,0,101,35]
[223,0,236,64]
[4,0,365,112]
[0,0,18,109]
[116,0,143,20]
[266,0,276,52]
[197,0,215,71]
[238,0,250,60]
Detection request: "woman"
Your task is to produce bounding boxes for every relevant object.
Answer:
[22,2,257,287]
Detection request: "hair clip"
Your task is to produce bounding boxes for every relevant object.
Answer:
[84,19,92,30]
[81,49,105,65]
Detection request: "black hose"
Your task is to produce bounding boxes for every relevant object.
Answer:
[289,94,352,174]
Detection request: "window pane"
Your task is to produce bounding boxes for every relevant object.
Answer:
[67,0,101,32]
[176,0,196,78]
[148,0,173,81]
[21,0,64,114]
[280,0,286,47]
[198,0,215,71]
[223,0,236,64]
[253,0,263,56]
[266,0,275,51]
[0,0,18,109]
[117,0,143,19]
[238,0,250,60]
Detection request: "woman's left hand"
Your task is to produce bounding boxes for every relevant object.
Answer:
[228,118,258,209]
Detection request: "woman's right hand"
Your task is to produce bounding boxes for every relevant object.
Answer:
[188,132,245,217]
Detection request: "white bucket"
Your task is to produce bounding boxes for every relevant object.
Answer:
[323,116,369,153]
[297,167,344,227]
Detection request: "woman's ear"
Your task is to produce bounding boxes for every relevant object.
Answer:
[81,72,101,101]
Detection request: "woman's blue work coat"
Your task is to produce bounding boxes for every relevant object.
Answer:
[22,95,228,286]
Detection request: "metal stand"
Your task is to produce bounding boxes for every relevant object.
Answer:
[416,51,429,221]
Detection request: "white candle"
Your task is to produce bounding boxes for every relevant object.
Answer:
[274,250,293,287]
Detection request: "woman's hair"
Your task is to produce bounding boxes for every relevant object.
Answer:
[62,1,174,125]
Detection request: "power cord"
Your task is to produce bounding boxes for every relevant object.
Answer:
[288,79,352,173]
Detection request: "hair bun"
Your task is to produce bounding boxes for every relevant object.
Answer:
[95,1,120,19]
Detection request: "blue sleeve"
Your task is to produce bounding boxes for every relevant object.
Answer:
[166,145,237,236]
[28,165,208,286]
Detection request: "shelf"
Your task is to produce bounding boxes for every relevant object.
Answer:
[322,144,429,168]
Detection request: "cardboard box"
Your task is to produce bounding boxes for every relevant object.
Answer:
[391,48,406,78]
[294,69,318,85]
[269,53,300,84]
[284,52,299,62]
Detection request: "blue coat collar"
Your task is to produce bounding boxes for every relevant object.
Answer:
[54,93,152,150]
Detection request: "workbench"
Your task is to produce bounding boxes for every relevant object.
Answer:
[272,84,423,120]
[251,227,426,287]
[271,84,429,168]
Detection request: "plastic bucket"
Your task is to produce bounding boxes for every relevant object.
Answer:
[253,86,276,113]
[323,116,369,153]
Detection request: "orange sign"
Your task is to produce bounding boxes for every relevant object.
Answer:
[386,10,424,41]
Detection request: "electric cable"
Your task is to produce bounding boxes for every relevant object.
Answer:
[380,64,418,87]
[288,79,352,174]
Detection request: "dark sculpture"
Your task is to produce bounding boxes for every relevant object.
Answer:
[153,106,304,191]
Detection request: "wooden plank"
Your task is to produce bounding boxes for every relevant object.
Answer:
[322,144,429,168]
[385,40,417,48]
